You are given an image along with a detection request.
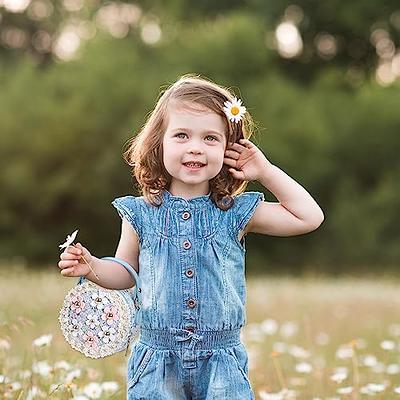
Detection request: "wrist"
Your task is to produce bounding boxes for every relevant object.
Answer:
[257,162,275,185]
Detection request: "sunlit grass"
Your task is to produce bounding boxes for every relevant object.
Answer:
[1,268,400,399]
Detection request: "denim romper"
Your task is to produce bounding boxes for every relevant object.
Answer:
[112,189,264,400]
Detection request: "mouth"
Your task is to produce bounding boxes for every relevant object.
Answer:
[182,162,206,170]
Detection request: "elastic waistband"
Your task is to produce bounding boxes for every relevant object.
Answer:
[139,327,241,350]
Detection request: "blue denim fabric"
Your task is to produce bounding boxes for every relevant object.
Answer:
[112,189,264,399]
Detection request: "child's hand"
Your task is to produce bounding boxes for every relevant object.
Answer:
[224,138,273,182]
[58,242,93,278]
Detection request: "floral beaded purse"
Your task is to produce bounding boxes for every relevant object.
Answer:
[59,257,142,359]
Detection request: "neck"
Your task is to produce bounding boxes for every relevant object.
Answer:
[167,184,211,200]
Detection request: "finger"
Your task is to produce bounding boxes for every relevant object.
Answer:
[66,245,81,255]
[228,168,246,180]
[228,143,245,153]
[59,260,79,269]
[61,267,77,277]
[60,252,80,260]
[239,138,254,148]
[224,149,240,159]
[223,157,238,168]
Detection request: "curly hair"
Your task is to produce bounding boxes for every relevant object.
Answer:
[122,73,257,210]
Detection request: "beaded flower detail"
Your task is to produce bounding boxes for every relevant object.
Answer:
[59,280,140,358]
[223,97,246,123]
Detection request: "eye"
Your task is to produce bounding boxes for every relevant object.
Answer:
[205,135,218,142]
[175,132,187,139]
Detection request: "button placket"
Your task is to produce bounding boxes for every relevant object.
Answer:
[179,204,197,343]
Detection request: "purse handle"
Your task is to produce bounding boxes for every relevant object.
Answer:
[100,256,140,288]
[78,256,140,289]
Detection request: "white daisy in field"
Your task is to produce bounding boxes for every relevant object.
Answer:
[101,381,119,393]
[32,360,53,377]
[83,382,102,399]
[59,229,79,250]
[0,338,11,350]
[380,339,396,350]
[288,345,310,359]
[260,318,278,335]
[387,363,400,374]
[361,354,378,367]
[361,383,386,394]
[295,361,312,373]
[280,321,298,338]
[223,97,246,123]
[65,369,81,383]
[54,360,72,370]
[330,368,348,383]
[337,386,353,394]
[32,333,53,347]
[335,345,353,359]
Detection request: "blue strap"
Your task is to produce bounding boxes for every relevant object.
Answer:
[100,256,140,287]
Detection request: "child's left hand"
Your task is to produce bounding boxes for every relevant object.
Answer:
[224,138,272,181]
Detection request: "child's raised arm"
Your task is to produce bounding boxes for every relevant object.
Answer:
[225,138,324,237]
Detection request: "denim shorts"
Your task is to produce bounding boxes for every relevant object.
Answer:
[127,327,255,399]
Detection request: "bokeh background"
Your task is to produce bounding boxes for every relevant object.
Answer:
[1,1,400,399]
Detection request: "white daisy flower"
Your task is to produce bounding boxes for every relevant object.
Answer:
[32,333,53,347]
[260,318,278,335]
[101,381,119,392]
[380,339,396,350]
[337,386,353,394]
[32,360,53,377]
[83,382,103,399]
[330,368,348,383]
[65,369,81,383]
[223,97,246,123]
[295,361,312,373]
[59,229,79,250]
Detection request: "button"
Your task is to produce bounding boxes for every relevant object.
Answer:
[185,269,194,278]
[185,326,195,333]
[187,298,196,308]
[183,240,191,249]
[182,211,191,220]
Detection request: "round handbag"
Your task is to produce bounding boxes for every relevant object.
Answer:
[59,257,142,359]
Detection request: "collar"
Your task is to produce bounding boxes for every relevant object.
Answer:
[161,189,212,208]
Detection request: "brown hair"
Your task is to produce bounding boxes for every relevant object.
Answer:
[122,73,257,210]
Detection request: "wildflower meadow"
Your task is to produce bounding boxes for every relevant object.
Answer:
[1,268,400,399]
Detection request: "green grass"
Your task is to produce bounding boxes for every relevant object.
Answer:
[1,268,400,399]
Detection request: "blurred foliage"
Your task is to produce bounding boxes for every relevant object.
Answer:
[0,2,399,273]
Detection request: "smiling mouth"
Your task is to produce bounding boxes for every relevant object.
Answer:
[183,162,206,169]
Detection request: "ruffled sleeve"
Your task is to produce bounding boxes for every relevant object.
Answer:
[231,191,265,233]
[111,196,142,240]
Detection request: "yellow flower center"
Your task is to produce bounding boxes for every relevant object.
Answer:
[231,106,239,115]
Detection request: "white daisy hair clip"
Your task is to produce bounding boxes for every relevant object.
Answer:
[223,97,246,123]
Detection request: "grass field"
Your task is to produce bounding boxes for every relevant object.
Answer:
[1,268,400,399]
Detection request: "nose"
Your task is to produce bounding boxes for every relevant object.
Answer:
[188,147,203,155]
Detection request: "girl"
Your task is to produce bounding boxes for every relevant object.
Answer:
[58,74,324,399]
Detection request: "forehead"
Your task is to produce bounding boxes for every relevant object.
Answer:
[166,101,226,133]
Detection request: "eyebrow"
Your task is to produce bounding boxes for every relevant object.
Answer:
[171,128,224,138]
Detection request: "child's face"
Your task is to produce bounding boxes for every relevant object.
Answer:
[163,103,227,194]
